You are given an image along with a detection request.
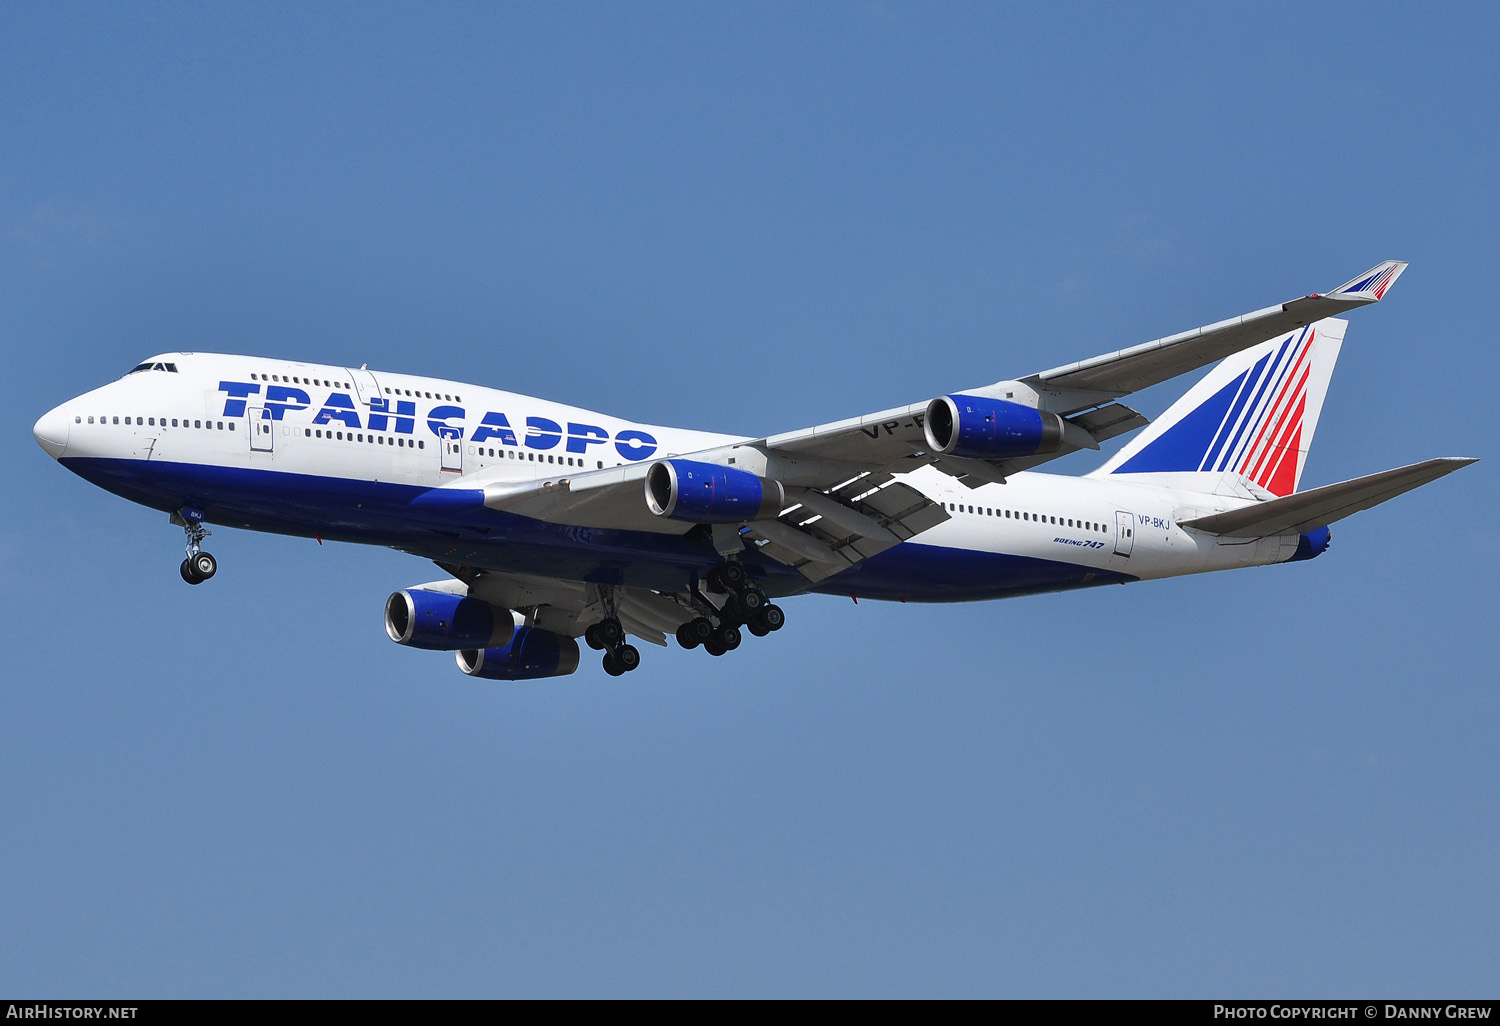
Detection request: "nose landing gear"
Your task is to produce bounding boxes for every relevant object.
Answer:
[172,509,217,585]
[180,551,217,585]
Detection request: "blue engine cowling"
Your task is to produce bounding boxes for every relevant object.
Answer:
[1287,526,1331,562]
[923,394,1064,459]
[645,459,785,522]
[456,627,582,681]
[385,589,515,651]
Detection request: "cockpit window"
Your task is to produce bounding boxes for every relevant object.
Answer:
[125,361,180,375]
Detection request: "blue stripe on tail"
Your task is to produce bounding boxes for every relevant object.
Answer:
[1113,371,1245,474]
[1207,339,1295,472]
[1200,346,1279,472]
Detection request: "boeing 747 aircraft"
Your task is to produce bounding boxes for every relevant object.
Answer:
[33,261,1474,678]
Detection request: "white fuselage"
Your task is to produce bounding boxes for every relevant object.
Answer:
[34,352,1308,602]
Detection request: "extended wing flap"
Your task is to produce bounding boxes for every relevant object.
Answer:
[751,478,947,581]
[1180,457,1476,537]
[848,478,950,539]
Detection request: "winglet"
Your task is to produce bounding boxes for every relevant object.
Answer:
[1326,260,1407,304]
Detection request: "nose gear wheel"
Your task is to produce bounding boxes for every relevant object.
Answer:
[172,509,217,585]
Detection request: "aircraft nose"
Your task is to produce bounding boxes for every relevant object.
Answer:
[33,405,70,459]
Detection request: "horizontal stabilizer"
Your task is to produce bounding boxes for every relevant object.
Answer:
[1180,457,1477,537]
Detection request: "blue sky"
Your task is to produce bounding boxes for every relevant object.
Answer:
[2,2,1495,997]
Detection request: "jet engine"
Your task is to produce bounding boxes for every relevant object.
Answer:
[1287,526,1332,562]
[385,588,515,651]
[645,458,784,522]
[457,627,582,681]
[924,394,1064,459]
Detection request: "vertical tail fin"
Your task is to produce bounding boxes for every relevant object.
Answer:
[1090,318,1345,496]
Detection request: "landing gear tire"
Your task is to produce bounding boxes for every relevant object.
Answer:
[714,624,742,651]
[748,621,770,638]
[704,639,727,657]
[738,588,765,613]
[175,510,214,584]
[191,551,217,581]
[616,644,641,672]
[602,653,624,676]
[718,562,749,591]
[598,617,625,647]
[585,624,605,650]
[757,604,785,632]
[676,617,713,650]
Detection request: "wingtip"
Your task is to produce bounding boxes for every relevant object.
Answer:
[1329,260,1408,302]
[1421,456,1480,478]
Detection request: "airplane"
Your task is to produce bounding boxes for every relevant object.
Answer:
[32,260,1475,679]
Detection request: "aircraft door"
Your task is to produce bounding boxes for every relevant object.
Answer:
[1114,510,1134,557]
[439,429,463,473]
[250,407,274,452]
[348,367,383,408]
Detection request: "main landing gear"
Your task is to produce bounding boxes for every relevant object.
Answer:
[585,616,641,677]
[585,565,784,675]
[172,509,218,586]
[675,562,785,657]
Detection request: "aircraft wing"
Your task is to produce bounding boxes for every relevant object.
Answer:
[1026,260,1407,398]
[752,261,1407,482]
[435,458,950,584]
[426,261,1409,582]
[1179,457,1477,537]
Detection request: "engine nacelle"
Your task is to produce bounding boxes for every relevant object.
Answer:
[645,459,784,522]
[923,394,1064,459]
[1287,526,1331,562]
[385,589,515,651]
[456,627,582,681]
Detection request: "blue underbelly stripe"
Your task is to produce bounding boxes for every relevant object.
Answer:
[60,457,1135,601]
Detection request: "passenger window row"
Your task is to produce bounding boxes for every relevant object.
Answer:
[945,502,1108,533]
[387,386,460,402]
[244,373,464,405]
[470,447,602,469]
[251,372,349,389]
[78,415,232,431]
[302,428,425,448]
